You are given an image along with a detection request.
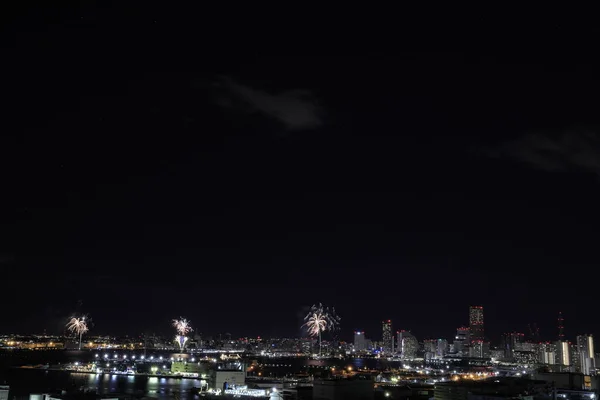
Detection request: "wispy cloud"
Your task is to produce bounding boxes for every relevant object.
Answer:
[494,130,600,176]
[216,77,323,130]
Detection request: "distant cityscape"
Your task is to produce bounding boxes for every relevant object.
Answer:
[1,306,597,375]
[1,304,600,399]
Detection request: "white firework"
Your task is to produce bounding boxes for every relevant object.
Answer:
[172,317,193,336]
[304,310,328,337]
[66,316,89,350]
[302,303,341,356]
[172,317,193,351]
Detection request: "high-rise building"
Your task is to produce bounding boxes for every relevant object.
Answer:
[502,332,524,361]
[453,327,470,356]
[556,340,571,367]
[538,342,556,365]
[436,339,448,358]
[424,339,437,360]
[469,306,484,342]
[397,331,418,359]
[515,341,534,352]
[577,334,595,375]
[354,331,368,352]
[382,320,393,354]
[469,340,484,358]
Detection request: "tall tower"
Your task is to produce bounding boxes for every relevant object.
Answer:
[558,312,565,341]
[382,320,393,354]
[469,306,484,341]
[397,331,418,359]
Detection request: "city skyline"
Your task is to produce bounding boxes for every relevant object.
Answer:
[0,304,591,346]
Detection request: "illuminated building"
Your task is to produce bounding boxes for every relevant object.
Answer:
[502,332,524,361]
[424,339,436,360]
[354,331,368,352]
[515,341,535,352]
[453,327,470,357]
[469,306,484,342]
[577,334,595,375]
[171,361,202,375]
[382,320,393,354]
[538,342,556,365]
[514,350,537,364]
[210,359,245,391]
[556,340,571,367]
[571,343,581,372]
[0,386,8,400]
[490,349,504,361]
[469,340,484,358]
[397,330,418,359]
[482,342,490,358]
[436,339,448,358]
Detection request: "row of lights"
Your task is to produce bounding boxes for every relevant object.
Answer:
[94,354,196,362]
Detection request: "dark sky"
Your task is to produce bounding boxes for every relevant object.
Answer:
[2,8,600,343]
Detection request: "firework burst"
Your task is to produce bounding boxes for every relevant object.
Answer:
[172,317,193,351]
[304,310,328,336]
[302,303,341,356]
[172,317,193,336]
[66,316,89,350]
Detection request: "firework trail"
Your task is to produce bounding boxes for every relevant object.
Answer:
[302,303,341,356]
[66,316,89,350]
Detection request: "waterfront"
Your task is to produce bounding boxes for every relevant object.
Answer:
[2,369,202,400]
[0,351,412,399]
[0,350,408,376]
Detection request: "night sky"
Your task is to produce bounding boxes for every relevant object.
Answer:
[2,8,600,343]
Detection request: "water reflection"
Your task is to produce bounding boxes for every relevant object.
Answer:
[7,357,403,400]
[9,370,202,400]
